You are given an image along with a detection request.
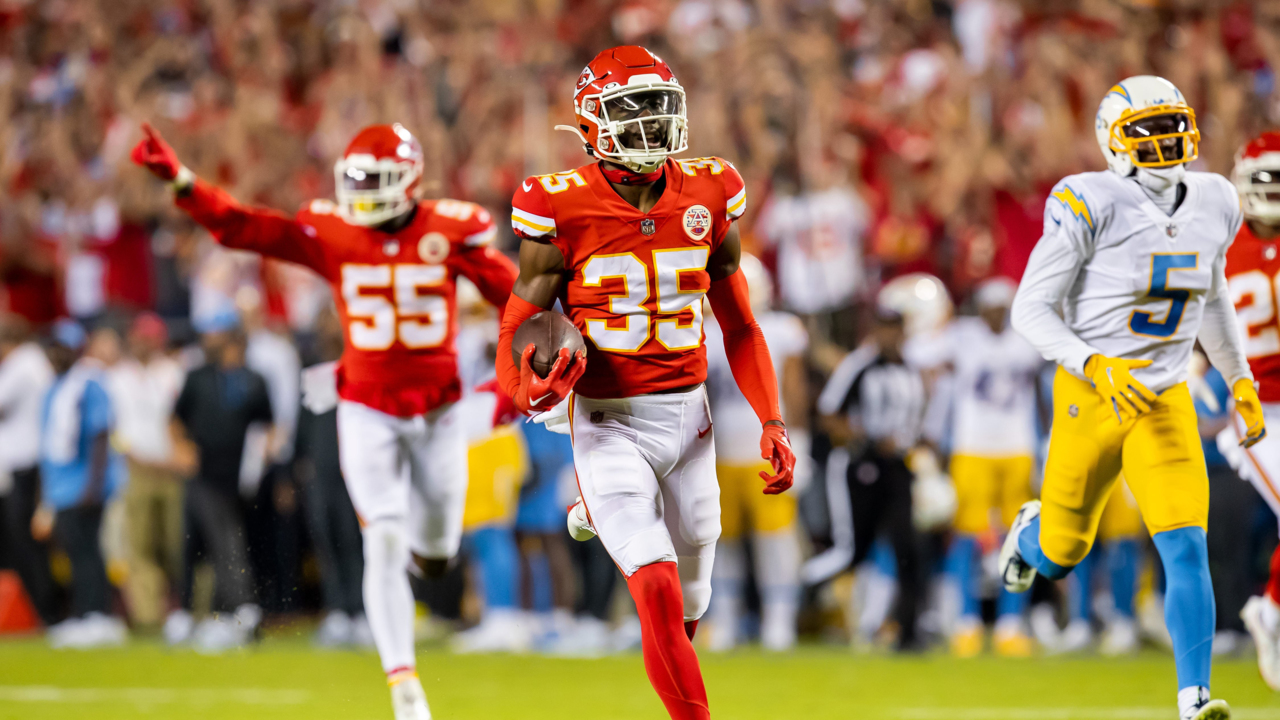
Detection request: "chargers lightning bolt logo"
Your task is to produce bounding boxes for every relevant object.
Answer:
[1050,185,1095,233]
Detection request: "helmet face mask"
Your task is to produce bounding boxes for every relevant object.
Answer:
[333,124,424,227]
[1109,105,1199,169]
[602,88,685,155]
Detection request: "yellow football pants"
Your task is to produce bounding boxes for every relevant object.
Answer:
[1097,477,1146,541]
[718,462,797,539]
[949,454,1033,534]
[462,425,527,530]
[1040,368,1206,567]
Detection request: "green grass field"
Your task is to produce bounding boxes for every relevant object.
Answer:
[2,637,1280,720]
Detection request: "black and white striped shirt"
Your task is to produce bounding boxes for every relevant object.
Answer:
[817,342,926,455]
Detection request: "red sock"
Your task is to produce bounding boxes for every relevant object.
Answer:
[685,619,699,641]
[626,562,710,720]
[1267,543,1280,605]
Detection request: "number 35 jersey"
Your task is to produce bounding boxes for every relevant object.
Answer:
[1014,170,1242,394]
[510,157,746,399]
[175,180,517,417]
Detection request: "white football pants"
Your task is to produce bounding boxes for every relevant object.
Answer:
[569,387,721,621]
[337,399,467,673]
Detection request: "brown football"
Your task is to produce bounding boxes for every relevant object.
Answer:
[512,310,586,379]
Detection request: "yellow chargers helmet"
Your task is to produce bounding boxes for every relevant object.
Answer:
[1095,75,1199,176]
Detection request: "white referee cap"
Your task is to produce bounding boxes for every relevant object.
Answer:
[974,276,1018,309]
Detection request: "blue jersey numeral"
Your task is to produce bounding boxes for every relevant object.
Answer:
[1129,253,1198,338]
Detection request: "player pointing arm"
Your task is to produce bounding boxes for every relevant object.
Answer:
[134,121,516,720]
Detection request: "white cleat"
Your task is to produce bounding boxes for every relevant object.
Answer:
[1100,617,1139,656]
[999,500,1041,593]
[1056,618,1093,654]
[567,497,596,541]
[451,609,532,654]
[543,616,612,658]
[389,672,432,720]
[1186,698,1230,720]
[163,609,194,646]
[1242,595,1280,690]
[315,610,353,648]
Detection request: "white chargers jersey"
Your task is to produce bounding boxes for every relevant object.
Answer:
[926,317,1043,457]
[705,311,808,464]
[1011,170,1247,394]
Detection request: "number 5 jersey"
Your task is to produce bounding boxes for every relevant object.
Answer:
[1012,169,1249,394]
[174,180,517,417]
[510,157,746,398]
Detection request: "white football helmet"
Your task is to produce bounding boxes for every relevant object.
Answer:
[877,273,952,338]
[738,252,774,314]
[1094,76,1199,177]
[1234,132,1280,224]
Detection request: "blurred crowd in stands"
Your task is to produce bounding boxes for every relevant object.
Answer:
[2,0,1280,657]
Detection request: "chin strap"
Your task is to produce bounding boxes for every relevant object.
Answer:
[555,124,664,183]
[554,124,595,159]
[598,162,664,185]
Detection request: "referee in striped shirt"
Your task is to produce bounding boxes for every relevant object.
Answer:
[803,305,927,650]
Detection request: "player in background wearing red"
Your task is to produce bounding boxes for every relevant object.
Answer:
[1230,131,1280,692]
[496,46,795,720]
[132,123,516,720]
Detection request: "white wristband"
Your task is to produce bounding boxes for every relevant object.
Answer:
[168,166,195,194]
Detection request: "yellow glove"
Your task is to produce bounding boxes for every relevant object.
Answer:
[1233,378,1267,448]
[1084,355,1158,422]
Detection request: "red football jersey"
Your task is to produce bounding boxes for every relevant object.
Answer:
[177,182,516,416]
[1227,221,1280,402]
[511,157,746,398]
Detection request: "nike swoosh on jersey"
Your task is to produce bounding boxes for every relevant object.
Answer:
[697,423,712,439]
[523,181,533,192]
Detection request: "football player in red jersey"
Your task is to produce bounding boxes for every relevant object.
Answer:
[495,46,795,720]
[1230,131,1280,692]
[133,122,515,720]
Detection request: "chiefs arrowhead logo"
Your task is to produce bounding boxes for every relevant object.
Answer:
[418,232,450,264]
[682,205,711,241]
[576,66,597,92]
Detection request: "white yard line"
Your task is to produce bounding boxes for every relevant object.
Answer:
[895,709,1280,720]
[0,686,310,705]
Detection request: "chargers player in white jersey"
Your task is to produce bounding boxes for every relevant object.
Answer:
[918,277,1044,657]
[1002,76,1266,720]
[703,254,809,652]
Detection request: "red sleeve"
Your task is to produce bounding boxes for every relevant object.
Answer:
[455,245,517,317]
[176,180,328,273]
[496,293,546,406]
[711,158,747,249]
[705,268,782,425]
[511,177,562,246]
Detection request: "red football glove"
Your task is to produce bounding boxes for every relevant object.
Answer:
[475,378,521,427]
[514,345,586,415]
[759,423,796,495]
[130,122,182,181]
